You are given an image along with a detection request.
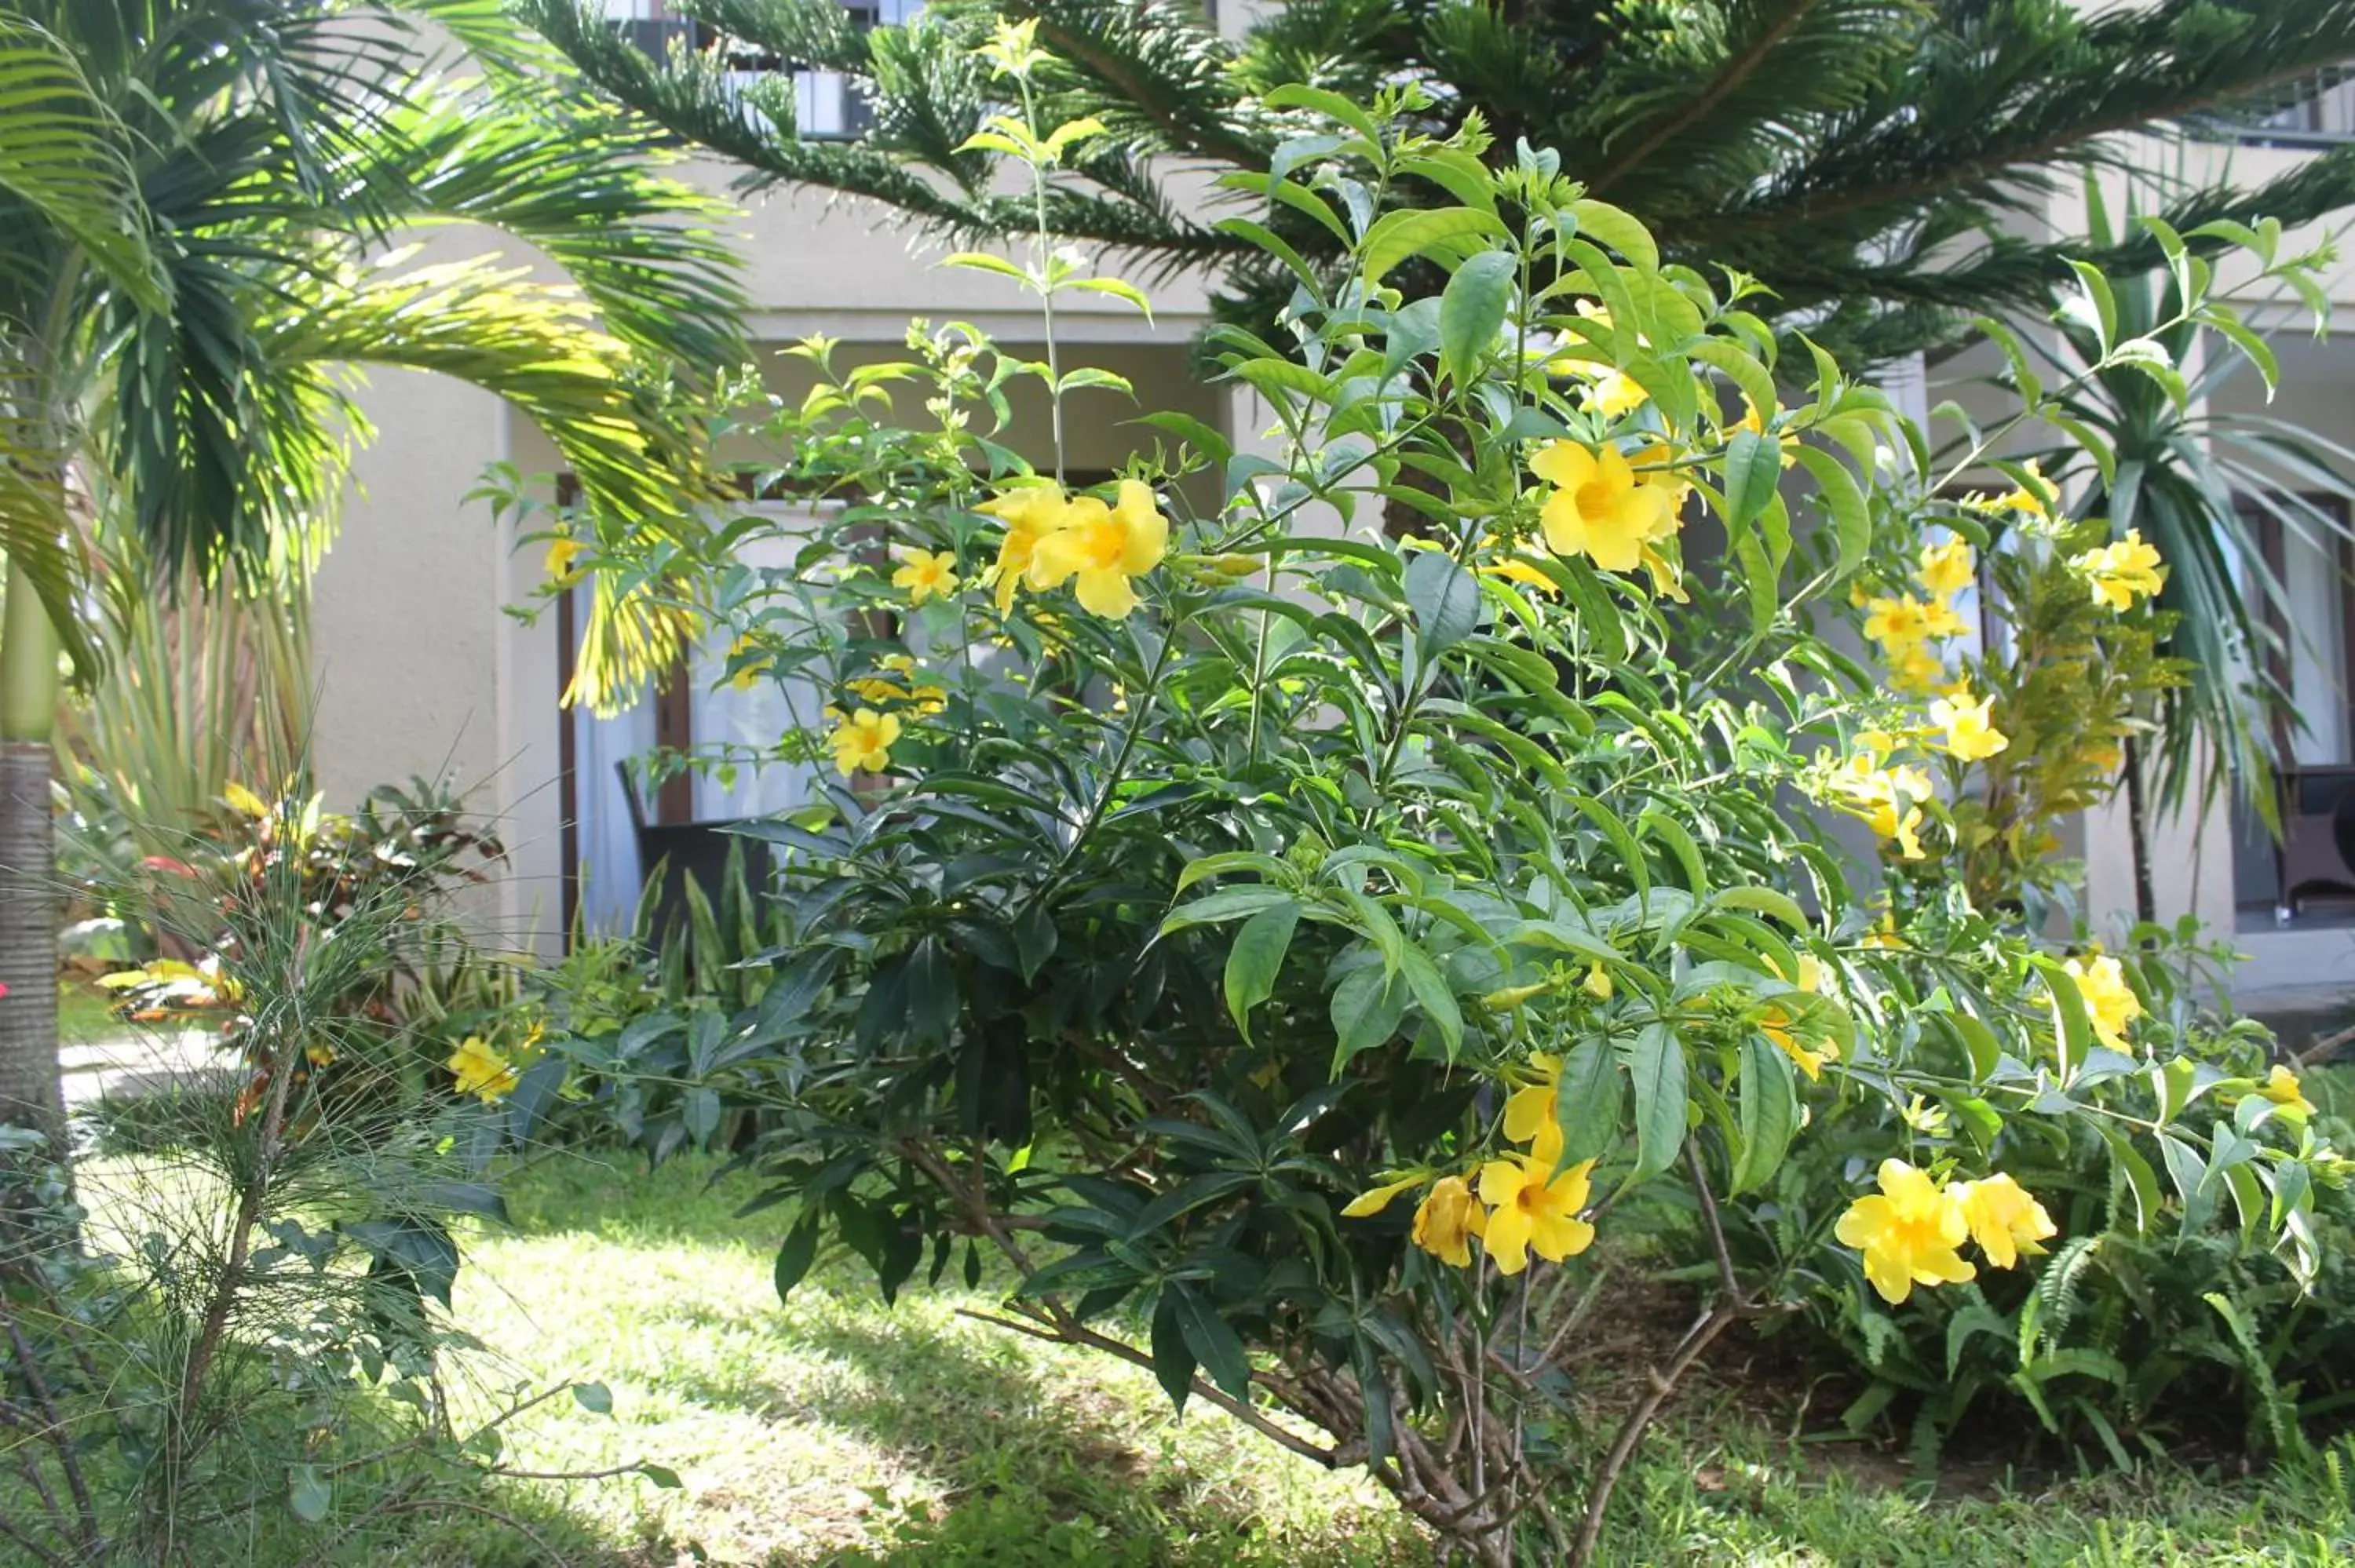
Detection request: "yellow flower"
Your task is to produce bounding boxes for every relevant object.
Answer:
[1027,478,1169,618]
[1478,556,1561,596]
[1930,688,2009,762]
[1342,1174,1423,1218]
[1825,754,1933,858]
[1631,443,1695,515]
[827,706,902,776]
[843,676,908,705]
[447,1035,518,1103]
[1532,442,1673,574]
[1915,538,1975,600]
[728,634,775,691]
[1834,1158,1976,1305]
[1966,458,2050,518]
[1477,1153,1597,1275]
[1583,367,1649,418]
[2062,953,2141,1052]
[545,535,582,581]
[1411,1176,1489,1267]
[1948,1173,2056,1269]
[1887,644,1944,695]
[1762,953,1838,1079]
[2070,527,2167,611]
[1502,1052,1561,1146]
[2262,1063,2316,1118]
[1861,593,1963,651]
[892,548,962,605]
[977,483,1071,613]
[1583,961,1613,999]
[1639,543,1689,602]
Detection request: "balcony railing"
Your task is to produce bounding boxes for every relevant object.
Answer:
[2223,71,2355,148]
[612,13,879,142]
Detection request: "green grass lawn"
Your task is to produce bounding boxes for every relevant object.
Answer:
[368,1154,2355,1567]
[54,1149,2355,1566]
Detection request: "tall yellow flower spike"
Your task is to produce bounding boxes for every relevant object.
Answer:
[1532,442,1673,574]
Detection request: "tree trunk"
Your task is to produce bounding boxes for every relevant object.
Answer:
[0,571,60,1147]
[2123,735,2156,931]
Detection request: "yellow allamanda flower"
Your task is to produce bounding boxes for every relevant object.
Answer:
[1412,1176,1488,1267]
[1477,1153,1597,1275]
[1478,556,1562,596]
[1835,1158,1975,1305]
[2262,1063,2317,1118]
[1502,1052,1562,1146]
[1947,1173,2056,1270]
[977,483,1072,613]
[1915,538,1975,600]
[2061,952,2141,1052]
[892,547,962,605]
[447,1035,518,1103]
[1965,458,2051,518]
[1762,952,1839,1080]
[2069,527,2167,611]
[827,706,902,776]
[1341,1174,1424,1218]
[1026,478,1170,618]
[1887,644,1944,695]
[728,634,776,691]
[1532,441,1674,574]
[1862,593,1964,651]
[1929,687,2009,762]
[1825,753,1933,859]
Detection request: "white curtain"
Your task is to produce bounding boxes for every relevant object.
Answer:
[571,669,658,937]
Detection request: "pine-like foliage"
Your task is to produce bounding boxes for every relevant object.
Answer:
[529,0,2355,358]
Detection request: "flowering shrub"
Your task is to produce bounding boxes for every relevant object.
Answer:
[553,56,2339,1566]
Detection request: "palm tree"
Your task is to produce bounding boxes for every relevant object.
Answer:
[0,0,745,1145]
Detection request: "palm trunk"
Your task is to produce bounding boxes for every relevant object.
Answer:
[2123,735,2156,931]
[0,571,60,1147]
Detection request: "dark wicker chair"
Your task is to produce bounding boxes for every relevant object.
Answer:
[615,763,769,947]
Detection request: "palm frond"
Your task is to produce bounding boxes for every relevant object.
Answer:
[0,15,163,309]
[266,253,709,702]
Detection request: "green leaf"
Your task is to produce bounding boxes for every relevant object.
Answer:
[1553,1034,1624,1165]
[1569,199,1659,272]
[773,1213,822,1304]
[571,1380,614,1416]
[1331,965,1409,1070]
[1708,886,1808,929]
[1405,549,1481,655]
[1791,446,1869,584]
[1171,1285,1251,1400]
[1067,275,1153,317]
[1628,1023,1687,1181]
[290,1464,330,1524]
[1731,1036,1797,1196]
[1151,1297,1196,1414]
[1398,946,1465,1059]
[941,250,1035,287]
[2065,259,2118,354]
[1160,885,1296,935]
[1438,249,1516,385]
[1260,82,1382,144]
[1223,901,1300,1044]
[637,1463,685,1490]
[1360,207,1508,283]
[1722,429,1780,532]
